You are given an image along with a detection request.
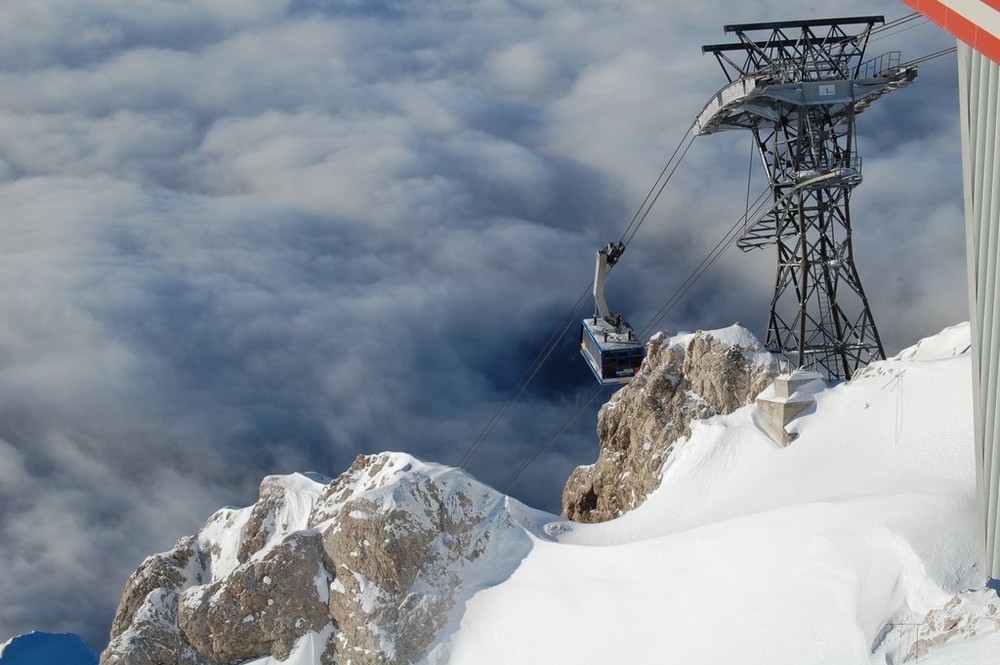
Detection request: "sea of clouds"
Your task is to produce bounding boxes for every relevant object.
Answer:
[0,0,963,650]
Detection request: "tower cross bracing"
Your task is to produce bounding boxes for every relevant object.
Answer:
[695,16,917,379]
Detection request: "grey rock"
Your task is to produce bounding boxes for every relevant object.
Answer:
[317,453,528,665]
[563,326,780,523]
[102,455,530,665]
[102,473,331,665]
[178,531,331,663]
[102,589,203,665]
[107,539,195,643]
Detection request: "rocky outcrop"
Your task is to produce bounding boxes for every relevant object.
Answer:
[869,589,1000,662]
[101,455,535,665]
[103,475,321,665]
[903,591,1000,661]
[106,539,195,645]
[178,531,331,663]
[315,455,533,664]
[562,325,780,523]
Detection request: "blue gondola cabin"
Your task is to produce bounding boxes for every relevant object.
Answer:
[580,315,645,384]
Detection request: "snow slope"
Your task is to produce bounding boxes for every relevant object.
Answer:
[443,323,993,665]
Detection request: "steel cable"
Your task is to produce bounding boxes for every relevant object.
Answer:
[454,124,699,470]
[500,382,607,492]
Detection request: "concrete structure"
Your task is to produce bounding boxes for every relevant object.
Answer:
[756,371,824,446]
[901,0,1000,588]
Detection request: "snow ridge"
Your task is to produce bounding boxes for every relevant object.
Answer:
[102,453,550,665]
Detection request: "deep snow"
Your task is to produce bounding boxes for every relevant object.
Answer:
[245,323,997,664]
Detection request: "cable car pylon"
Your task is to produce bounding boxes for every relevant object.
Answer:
[696,15,917,380]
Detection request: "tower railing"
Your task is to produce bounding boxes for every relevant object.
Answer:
[858,51,902,78]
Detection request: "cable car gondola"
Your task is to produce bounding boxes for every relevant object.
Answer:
[580,242,645,384]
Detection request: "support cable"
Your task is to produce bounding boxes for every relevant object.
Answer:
[499,382,607,493]
[639,187,772,338]
[454,285,591,468]
[619,126,698,250]
[869,19,929,44]
[454,123,699,470]
[871,11,923,35]
[903,46,958,67]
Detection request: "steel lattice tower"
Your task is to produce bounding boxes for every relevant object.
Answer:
[694,16,917,379]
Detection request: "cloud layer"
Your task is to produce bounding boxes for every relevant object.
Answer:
[0,0,965,650]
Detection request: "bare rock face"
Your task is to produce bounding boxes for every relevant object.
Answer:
[562,325,780,523]
[178,531,331,663]
[106,538,195,646]
[102,454,534,665]
[315,454,532,665]
[902,591,1000,661]
[103,473,322,665]
[102,588,201,665]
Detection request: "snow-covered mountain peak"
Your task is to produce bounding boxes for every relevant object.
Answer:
[451,323,997,664]
[655,322,770,352]
[312,452,502,523]
[103,452,542,665]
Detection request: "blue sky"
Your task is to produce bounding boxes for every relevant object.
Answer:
[0,0,964,651]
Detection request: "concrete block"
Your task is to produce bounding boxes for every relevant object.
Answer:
[756,371,824,446]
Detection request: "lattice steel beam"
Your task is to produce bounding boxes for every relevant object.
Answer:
[694,16,917,379]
